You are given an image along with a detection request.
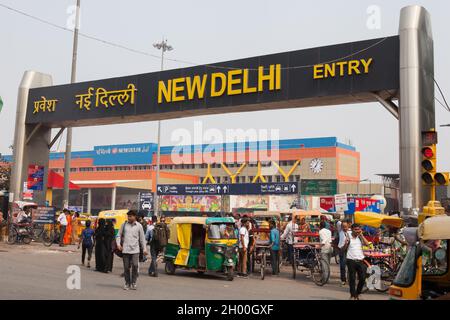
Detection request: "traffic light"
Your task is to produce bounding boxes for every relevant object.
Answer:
[435,172,450,186]
[421,144,436,185]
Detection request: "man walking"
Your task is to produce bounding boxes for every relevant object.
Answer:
[238,219,250,278]
[281,215,298,264]
[117,210,148,290]
[148,215,170,277]
[339,223,370,300]
[337,220,351,285]
[319,221,332,266]
[57,209,69,247]
[269,221,280,275]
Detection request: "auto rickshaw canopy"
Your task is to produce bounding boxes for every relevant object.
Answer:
[418,215,450,240]
[292,210,324,219]
[354,211,403,229]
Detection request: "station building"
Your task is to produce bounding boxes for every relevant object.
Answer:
[2,137,372,213]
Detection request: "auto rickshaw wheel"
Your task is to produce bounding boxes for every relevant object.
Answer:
[165,259,176,275]
[226,266,234,281]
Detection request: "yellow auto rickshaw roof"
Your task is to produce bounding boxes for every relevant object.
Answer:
[419,215,450,240]
[354,211,403,229]
[252,211,281,218]
[292,210,323,218]
[98,210,129,219]
[170,216,208,225]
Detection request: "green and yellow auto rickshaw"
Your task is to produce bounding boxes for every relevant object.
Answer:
[389,214,450,300]
[164,216,238,281]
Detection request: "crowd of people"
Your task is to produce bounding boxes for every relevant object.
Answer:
[6,208,403,298]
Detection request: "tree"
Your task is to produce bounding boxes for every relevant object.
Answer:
[0,165,11,191]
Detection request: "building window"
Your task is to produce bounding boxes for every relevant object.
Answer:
[276,175,281,182]
[267,176,272,183]
[216,177,221,183]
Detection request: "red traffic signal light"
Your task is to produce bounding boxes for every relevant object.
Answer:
[422,147,434,158]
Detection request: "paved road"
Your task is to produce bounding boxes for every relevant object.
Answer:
[0,242,387,300]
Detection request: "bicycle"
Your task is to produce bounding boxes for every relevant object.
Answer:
[7,223,33,245]
[30,223,56,247]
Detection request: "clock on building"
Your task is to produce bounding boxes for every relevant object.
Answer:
[309,158,323,174]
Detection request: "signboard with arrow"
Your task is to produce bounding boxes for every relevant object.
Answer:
[156,182,299,196]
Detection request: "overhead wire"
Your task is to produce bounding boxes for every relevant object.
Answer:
[0,2,388,71]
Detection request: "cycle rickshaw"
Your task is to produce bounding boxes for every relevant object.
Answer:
[354,211,405,292]
[249,211,282,280]
[291,211,330,286]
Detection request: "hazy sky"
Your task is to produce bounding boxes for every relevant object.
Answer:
[1,0,449,182]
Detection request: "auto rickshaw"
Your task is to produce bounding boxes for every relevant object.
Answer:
[389,214,450,300]
[164,216,238,281]
[98,210,128,236]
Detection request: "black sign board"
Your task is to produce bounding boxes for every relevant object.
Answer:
[138,192,153,212]
[157,182,298,196]
[31,206,56,224]
[26,36,399,127]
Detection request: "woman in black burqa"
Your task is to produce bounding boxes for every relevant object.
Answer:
[104,219,115,272]
[94,218,106,272]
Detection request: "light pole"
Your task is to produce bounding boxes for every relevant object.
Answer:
[152,38,173,217]
[63,0,81,209]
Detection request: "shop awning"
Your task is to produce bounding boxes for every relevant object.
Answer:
[47,170,80,190]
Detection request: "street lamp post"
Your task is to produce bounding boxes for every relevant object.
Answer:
[152,38,173,217]
[63,0,81,209]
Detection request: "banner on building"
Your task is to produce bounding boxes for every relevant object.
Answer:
[27,165,44,191]
[160,195,221,212]
[320,196,381,214]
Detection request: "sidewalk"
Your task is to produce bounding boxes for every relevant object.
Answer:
[0,240,79,253]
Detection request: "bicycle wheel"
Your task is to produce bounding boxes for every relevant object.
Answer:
[311,258,329,286]
[292,258,297,279]
[42,229,54,247]
[22,235,32,245]
[261,251,266,280]
[7,228,18,244]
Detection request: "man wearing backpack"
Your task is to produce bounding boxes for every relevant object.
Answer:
[148,215,170,277]
[78,220,95,268]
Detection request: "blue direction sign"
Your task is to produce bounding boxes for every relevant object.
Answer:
[31,206,56,224]
[157,182,298,196]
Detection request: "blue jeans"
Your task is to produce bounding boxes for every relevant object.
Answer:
[339,250,347,282]
[148,244,160,275]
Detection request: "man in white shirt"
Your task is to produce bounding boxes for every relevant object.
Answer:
[57,209,69,247]
[281,215,298,264]
[337,220,351,285]
[339,223,370,300]
[319,221,332,265]
[238,219,250,278]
